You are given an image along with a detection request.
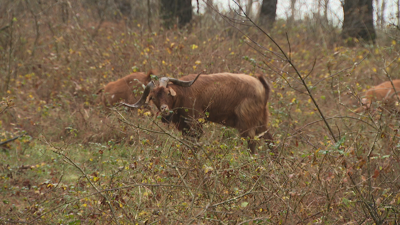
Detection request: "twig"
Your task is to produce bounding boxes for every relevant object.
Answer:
[237,217,271,225]
[0,135,23,146]
[211,175,261,207]
[42,137,120,225]
[348,172,382,224]
[25,0,40,57]
[291,115,378,136]
[4,13,14,93]
[0,24,9,32]
[313,57,367,87]
[232,1,337,142]
[91,0,109,39]
[29,183,185,224]
[174,166,195,199]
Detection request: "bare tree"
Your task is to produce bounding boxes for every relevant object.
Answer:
[341,0,376,43]
[160,0,192,29]
[246,0,253,17]
[380,0,386,28]
[205,0,213,13]
[323,0,329,23]
[375,0,386,29]
[259,0,277,29]
[115,0,132,18]
[398,0,400,26]
[317,0,329,24]
[290,0,297,23]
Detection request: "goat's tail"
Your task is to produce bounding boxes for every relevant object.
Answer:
[256,73,271,103]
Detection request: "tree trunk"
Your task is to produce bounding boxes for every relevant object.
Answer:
[160,0,192,29]
[177,0,192,28]
[259,0,277,29]
[115,0,131,18]
[246,0,253,17]
[380,0,386,28]
[374,0,385,29]
[323,0,329,23]
[290,0,296,23]
[341,0,376,43]
[398,0,400,27]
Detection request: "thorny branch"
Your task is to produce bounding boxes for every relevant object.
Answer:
[41,136,120,225]
[229,0,337,142]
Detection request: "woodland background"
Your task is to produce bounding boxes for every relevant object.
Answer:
[1,0,400,224]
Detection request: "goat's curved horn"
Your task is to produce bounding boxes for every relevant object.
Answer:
[159,77,170,87]
[168,72,202,87]
[122,81,155,108]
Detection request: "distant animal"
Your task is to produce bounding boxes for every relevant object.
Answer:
[355,80,400,113]
[123,72,273,153]
[96,70,156,108]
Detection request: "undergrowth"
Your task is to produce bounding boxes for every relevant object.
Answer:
[1,1,400,224]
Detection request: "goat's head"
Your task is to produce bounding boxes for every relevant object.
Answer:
[122,73,202,117]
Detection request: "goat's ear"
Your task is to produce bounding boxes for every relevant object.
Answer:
[169,88,176,96]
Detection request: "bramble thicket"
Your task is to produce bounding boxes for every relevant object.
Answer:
[1,1,400,224]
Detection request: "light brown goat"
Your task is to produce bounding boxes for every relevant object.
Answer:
[97,70,156,108]
[355,79,400,113]
[123,72,273,153]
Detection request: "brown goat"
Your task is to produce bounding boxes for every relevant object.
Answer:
[123,72,273,153]
[97,70,156,108]
[355,80,400,113]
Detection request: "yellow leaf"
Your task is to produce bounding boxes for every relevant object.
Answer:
[191,44,198,50]
[204,165,213,174]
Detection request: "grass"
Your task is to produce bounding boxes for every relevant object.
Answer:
[1,1,400,224]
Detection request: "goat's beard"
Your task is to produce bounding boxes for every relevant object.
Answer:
[161,114,173,124]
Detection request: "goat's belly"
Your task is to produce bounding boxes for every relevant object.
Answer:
[207,113,238,127]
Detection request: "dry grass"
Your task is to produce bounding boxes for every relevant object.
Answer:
[1,1,400,224]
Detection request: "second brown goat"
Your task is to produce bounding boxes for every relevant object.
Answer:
[97,70,156,108]
[355,79,400,113]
